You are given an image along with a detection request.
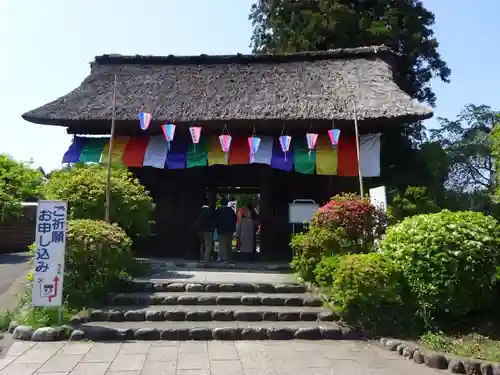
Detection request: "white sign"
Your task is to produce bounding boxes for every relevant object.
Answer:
[32,200,67,307]
[369,186,387,213]
[288,199,319,224]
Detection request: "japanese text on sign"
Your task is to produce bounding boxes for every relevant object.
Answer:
[32,201,67,307]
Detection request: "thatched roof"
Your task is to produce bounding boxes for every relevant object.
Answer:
[22,46,432,135]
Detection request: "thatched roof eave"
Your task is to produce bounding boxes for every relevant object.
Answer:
[22,45,433,131]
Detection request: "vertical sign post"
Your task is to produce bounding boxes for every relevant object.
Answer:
[369,186,387,213]
[32,200,67,322]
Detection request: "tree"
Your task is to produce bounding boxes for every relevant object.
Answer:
[387,186,440,222]
[249,0,451,200]
[489,114,500,204]
[430,104,499,194]
[0,154,43,220]
[249,0,450,106]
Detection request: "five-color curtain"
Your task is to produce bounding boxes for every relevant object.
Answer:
[62,134,381,177]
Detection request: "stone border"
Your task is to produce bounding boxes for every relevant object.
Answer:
[110,294,323,307]
[10,323,363,342]
[71,308,336,323]
[380,337,500,374]
[120,282,307,294]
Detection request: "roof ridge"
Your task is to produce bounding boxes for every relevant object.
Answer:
[93,45,392,66]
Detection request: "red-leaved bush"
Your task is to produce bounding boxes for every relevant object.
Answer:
[311,194,387,251]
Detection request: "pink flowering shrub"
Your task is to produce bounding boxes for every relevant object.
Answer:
[312,194,388,252]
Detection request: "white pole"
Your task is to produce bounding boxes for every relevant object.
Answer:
[352,99,364,197]
[105,74,117,223]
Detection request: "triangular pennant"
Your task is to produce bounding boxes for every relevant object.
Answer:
[139,112,152,130]
[161,123,176,151]
[328,129,341,148]
[248,136,261,163]
[189,126,202,144]
[219,134,232,152]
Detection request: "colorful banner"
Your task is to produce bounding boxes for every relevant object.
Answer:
[229,136,249,165]
[61,133,381,176]
[360,133,381,177]
[337,134,358,177]
[187,136,209,168]
[209,136,227,165]
[122,137,149,167]
[271,138,293,171]
[251,136,273,165]
[166,139,188,170]
[62,137,86,163]
[101,136,130,166]
[294,137,316,174]
[316,134,337,175]
[143,135,168,168]
[79,138,108,163]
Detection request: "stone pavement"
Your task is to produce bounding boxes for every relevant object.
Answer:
[0,340,442,374]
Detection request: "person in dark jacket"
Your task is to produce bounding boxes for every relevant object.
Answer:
[215,197,237,261]
[196,199,215,263]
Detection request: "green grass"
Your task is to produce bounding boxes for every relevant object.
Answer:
[420,332,500,362]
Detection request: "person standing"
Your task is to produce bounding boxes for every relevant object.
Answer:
[246,203,259,256]
[236,207,256,261]
[196,199,215,263]
[215,197,237,262]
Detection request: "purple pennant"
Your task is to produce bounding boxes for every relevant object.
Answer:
[62,137,86,163]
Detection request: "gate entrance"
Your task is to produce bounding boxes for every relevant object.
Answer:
[133,164,358,261]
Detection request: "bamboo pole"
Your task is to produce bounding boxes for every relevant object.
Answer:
[352,99,364,197]
[105,74,118,223]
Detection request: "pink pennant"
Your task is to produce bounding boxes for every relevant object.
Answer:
[219,134,232,153]
[161,123,176,151]
[248,137,261,163]
[189,126,202,144]
[328,129,341,148]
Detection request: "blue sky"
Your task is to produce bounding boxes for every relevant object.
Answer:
[0,0,498,171]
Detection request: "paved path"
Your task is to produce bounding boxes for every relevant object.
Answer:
[0,252,30,310]
[0,340,442,374]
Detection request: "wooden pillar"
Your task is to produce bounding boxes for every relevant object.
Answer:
[259,168,293,262]
[156,170,184,258]
[183,168,207,260]
[259,168,273,261]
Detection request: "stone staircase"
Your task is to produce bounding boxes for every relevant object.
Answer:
[70,272,362,341]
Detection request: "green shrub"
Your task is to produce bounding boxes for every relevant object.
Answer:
[314,255,340,288]
[380,210,500,319]
[0,154,43,221]
[324,253,408,335]
[311,193,387,253]
[64,219,144,308]
[44,164,154,239]
[387,186,440,222]
[290,227,344,282]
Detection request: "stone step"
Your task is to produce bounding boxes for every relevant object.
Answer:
[81,305,335,323]
[144,259,292,272]
[109,292,323,307]
[119,280,307,294]
[71,321,363,341]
